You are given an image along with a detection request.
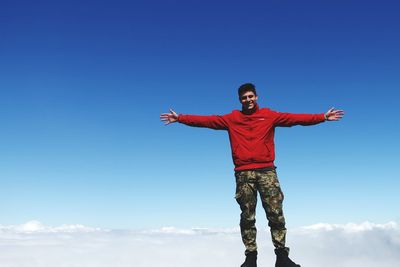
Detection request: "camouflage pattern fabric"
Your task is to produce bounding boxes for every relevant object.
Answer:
[235,169,288,255]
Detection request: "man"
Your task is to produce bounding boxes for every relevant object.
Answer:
[160,83,344,267]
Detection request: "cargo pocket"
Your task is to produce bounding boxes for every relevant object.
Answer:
[235,190,242,204]
[234,178,243,204]
[234,177,244,205]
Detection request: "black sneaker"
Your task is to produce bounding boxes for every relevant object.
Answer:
[275,248,300,267]
[241,251,257,267]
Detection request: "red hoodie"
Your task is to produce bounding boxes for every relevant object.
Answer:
[178,105,326,171]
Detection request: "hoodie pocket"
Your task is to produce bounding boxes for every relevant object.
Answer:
[232,144,253,165]
[252,142,273,162]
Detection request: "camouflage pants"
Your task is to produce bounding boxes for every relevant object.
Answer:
[235,169,287,255]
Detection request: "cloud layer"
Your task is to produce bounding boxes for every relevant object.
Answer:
[0,221,399,267]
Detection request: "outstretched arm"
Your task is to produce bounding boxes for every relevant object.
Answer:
[160,109,179,125]
[273,107,344,127]
[324,107,344,121]
[160,109,229,130]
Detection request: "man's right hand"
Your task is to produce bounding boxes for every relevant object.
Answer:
[160,109,179,125]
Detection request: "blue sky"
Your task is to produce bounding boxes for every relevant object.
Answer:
[0,0,399,229]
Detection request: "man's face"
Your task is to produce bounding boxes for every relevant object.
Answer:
[240,91,258,111]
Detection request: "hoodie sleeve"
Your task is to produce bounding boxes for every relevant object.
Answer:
[177,114,230,130]
[271,110,326,127]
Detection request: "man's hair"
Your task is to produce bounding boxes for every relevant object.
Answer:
[238,83,257,98]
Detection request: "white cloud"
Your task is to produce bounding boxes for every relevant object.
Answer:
[0,221,399,267]
[0,220,105,234]
[141,226,240,235]
[292,221,400,267]
[299,221,399,232]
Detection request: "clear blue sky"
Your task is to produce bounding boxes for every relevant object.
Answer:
[0,0,399,229]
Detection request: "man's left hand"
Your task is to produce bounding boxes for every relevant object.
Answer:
[325,107,344,121]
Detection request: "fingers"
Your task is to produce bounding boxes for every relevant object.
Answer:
[160,117,170,123]
[325,107,344,121]
[160,109,178,125]
[160,114,171,119]
[160,115,172,121]
[333,110,345,117]
[160,110,176,119]
[160,117,169,122]
[328,108,344,114]
[160,109,177,117]
[331,111,345,121]
[160,117,172,125]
